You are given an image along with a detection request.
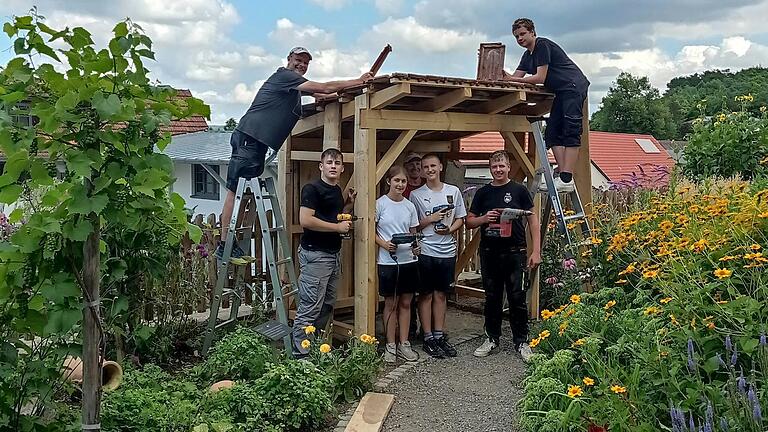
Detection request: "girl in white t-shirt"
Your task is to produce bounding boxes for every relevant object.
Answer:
[375,165,421,363]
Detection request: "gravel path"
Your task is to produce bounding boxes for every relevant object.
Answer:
[381,333,526,432]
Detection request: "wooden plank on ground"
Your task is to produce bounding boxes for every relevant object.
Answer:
[345,392,395,432]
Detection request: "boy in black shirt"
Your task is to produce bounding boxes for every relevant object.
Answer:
[503,18,590,193]
[292,148,356,357]
[466,151,541,361]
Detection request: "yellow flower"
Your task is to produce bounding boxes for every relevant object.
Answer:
[744,252,764,260]
[320,343,331,353]
[570,294,581,304]
[301,339,311,349]
[604,300,617,310]
[691,239,709,253]
[611,385,627,394]
[529,337,541,348]
[716,300,728,305]
[572,338,585,347]
[644,306,662,316]
[676,215,689,225]
[670,314,679,325]
[539,330,551,339]
[659,297,673,304]
[761,105,767,113]
[707,321,716,330]
[583,377,595,386]
[659,220,674,231]
[750,244,762,251]
[590,237,603,245]
[615,279,628,285]
[719,255,740,262]
[618,263,636,275]
[567,384,583,398]
[713,268,733,279]
[558,322,568,336]
[541,309,555,320]
[643,269,659,279]
[717,113,727,122]
[564,308,576,318]
[360,334,372,344]
[304,325,316,335]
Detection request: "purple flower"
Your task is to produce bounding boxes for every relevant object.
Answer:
[670,405,686,432]
[749,387,758,405]
[562,258,577,270]
[720,418,729,431]
[761,333,767,347]
[687,339,696,372]
[725,335,733,353]
[731,345,738,366]
[689,413,696,431]
[716,353,726,369]
[754,400,762,423]
[738,371,747,394]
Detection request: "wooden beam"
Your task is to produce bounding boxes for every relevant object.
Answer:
[455,231,481,280]
[501,132,536,179]
[370,83,411,110]
[293,137,451,153]
[354,94,377,337]
[360,110,532,132]
[345,393,395,432]
[291,111,325,136]
[342,101,355,119]
[406,141,451,153]
[467,91,526,114]
[413,87,472,112]
[576,99,592,219]
[375,130,417,183]
[290,150,354,163]
[323,102,341,149]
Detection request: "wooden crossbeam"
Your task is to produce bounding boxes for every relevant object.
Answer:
[455,231,481,279]
[413,87,472,112]
[501,132,535,179]
[291,111,325,136]
[360,110,531,132]
[467,91,526,114]
[370,83,411,110]
[375,130,417,183]
[290,150,354,163]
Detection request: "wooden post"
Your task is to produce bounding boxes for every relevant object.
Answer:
[526,133,542,320]
[354,94,377,336]
[82,208,101,431]
[575,99,592,218]
[323,103,341,150]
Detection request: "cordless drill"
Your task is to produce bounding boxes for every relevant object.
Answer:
[390,233,424,260]
[431,204,455,232]
[495,208,533,238]
[337,213,359,239]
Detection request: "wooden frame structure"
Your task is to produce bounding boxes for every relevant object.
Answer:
[278,73,591,336]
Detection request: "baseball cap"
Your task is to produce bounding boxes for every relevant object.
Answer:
[404,152,422,163]
[289,46,312,60]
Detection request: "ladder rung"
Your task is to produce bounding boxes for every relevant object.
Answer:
[283,289,298,298]
[563,214,585,222]
[272,258,292,266]
[214,319,237,330]
[269,226,285,233]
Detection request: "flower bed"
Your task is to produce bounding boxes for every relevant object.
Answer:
[521,179,768,431]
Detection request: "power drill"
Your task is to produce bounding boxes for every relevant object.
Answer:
[431,204,455,232]
[337,213,359,239]
[390,233,424,260]
[495,208,533,238]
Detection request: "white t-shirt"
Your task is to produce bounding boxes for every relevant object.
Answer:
[409,183,467,258]
[375,195,420,265]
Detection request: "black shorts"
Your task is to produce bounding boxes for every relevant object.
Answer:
[225,129,268,191]
[545,86,588,148]
[378,262,419,297]
[417,255,456,294]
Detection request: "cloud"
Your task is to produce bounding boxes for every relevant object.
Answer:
[308,49,370,80]
[366,17,487,54]
[269,18,336,51]
[307,0,349,10]
[374,0,404,15]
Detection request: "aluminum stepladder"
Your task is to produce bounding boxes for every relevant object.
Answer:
[526,118,593,257]
[202,174,298,356]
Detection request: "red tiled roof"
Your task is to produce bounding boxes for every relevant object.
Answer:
[460,131,675,185]
[163,89,209,135]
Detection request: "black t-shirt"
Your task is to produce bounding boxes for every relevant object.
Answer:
[469,181,534,249]
[516,37,589,92]
[300,179,344,253]
[236,67,308,150]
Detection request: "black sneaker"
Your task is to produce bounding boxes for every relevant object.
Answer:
[422,338,445,359]
[214,242,246,261]
[435,337,457,357]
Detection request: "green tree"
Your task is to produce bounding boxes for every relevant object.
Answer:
[591,72,676,139]
[0,12,206,430]
[224,117,237,131]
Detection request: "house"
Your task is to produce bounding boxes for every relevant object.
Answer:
[459,131,676,190]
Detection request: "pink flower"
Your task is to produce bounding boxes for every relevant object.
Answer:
[562,258,577,271]
[545,276,559,285]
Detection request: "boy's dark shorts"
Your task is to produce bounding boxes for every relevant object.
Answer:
[416,255,456,294]
[545,85,589,148]
[378,262,419,297]
[225,129,268,192]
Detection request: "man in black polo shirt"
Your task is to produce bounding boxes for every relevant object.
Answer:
[466,151,541,362]
[216,47,372,260]
[292,148,355,357]
[503,18,590,193]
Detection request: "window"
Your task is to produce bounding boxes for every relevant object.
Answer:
[192,164,220,200]
[11,102,38,127]
[635,138,660,154]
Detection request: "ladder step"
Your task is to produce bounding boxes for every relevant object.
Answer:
[563,214,586,222]
[269,226,285,233]
[214,319,237,330]
[272,258,292,266]
[283,289,298,298]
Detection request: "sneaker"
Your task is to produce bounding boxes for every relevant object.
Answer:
[435,337,457,358]
[517,342,534,363]
[214,242,246,261]
[383,343,397,364]
[554,177,575,193]
[397,341,420,362]
[422,338,445,359]
[473,338,499,357]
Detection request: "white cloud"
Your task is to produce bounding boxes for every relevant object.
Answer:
[307,0,349,10]
[308,49,370,80]
[269,18,336,51]
[374,0,404,15]
[367,17,487,54]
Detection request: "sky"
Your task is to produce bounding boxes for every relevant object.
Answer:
[1,0,767,124]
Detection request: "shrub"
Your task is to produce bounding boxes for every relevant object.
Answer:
[309,333,382,402]
[196,327,275,384]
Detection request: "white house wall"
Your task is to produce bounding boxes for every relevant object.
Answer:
[173,161,227,217]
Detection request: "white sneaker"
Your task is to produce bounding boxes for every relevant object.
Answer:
[473,338,499,357]
[554,178,575,193]
[397,341,420,362]
[517,343,534,363]
[383,343,397,364]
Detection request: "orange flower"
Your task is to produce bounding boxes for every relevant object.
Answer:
[529,337,541,348]
[611,385,627,394]
[572,338,585,347]
[604,300,617,310]
[567,384,583,398]
[643,269,660,279]
[570,294,582,304]
[713,268,733,279]
[582,377,595,386]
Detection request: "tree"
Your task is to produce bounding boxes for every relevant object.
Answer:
[591,72,677,139]
[0,12,206,430]
[224,117,237,131]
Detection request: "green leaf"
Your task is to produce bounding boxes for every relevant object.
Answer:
[93,92,121,119]
[742,338,759,354]
[113,22,128,38]
[3,22,16,37]
[133,168,169,196]
[8,208,24,223]
[11,227,43,253]
[29,161,54,186]
[29,213,61,233]
[66,151,93,178]
[44,308,82,335]
[35,43,60,61]
[63,218,93,241]
[187,223,203,243]
[54,90,79,113]
[28,294,45,312]
[41,275,80,303]
[0,185,22,204]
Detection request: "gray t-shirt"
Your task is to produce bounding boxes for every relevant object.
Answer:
[236,67,308,150]
[375,195,420,265]
[409,183,467,258]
